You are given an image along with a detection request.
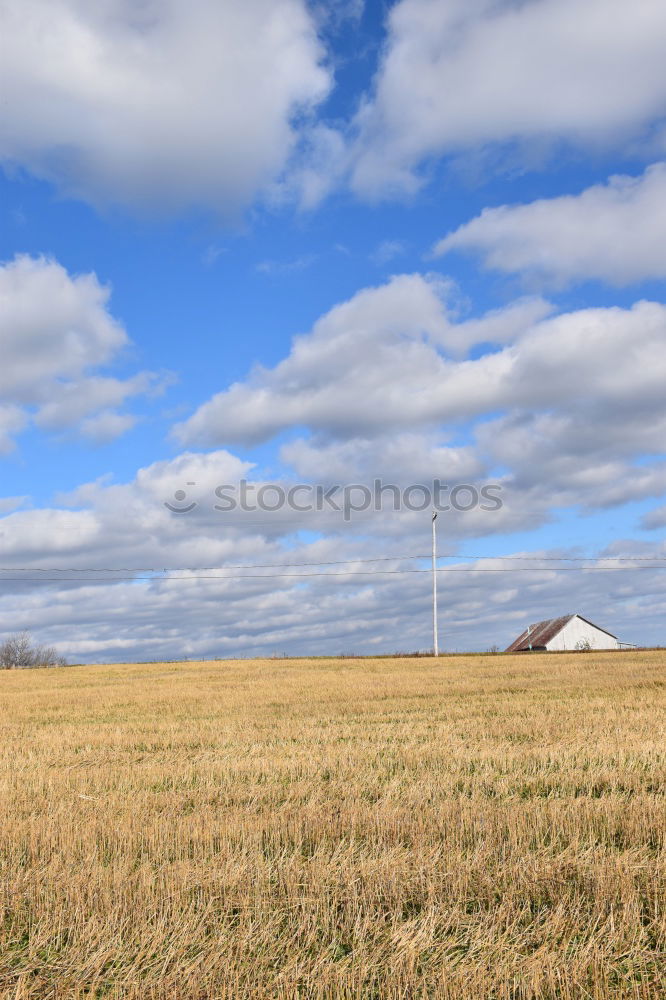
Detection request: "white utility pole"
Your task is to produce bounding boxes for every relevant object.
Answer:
[432,510,439,656]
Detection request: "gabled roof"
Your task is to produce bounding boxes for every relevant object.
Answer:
[505,613,619,652]
[505,614,575,652]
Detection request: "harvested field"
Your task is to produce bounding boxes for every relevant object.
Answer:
[1,651,665,998]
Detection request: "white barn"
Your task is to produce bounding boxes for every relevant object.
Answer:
[505,614,635,652]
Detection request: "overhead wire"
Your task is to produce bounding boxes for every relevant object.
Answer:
[0,554,665,574]
[1,565,666,584]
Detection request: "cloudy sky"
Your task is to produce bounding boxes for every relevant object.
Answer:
[1,0,666,661]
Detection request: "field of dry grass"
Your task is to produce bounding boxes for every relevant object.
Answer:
[1,650,664,999]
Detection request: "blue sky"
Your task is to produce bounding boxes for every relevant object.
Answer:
[1,0,666,660]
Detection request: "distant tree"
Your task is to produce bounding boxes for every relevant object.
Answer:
[574,638,592,652]
[0,631,68,669]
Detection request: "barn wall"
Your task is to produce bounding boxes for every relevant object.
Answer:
[546,616,619,651]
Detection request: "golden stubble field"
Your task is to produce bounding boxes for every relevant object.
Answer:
[0,651,664,999]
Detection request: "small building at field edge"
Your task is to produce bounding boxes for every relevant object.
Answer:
[505,614,636,652]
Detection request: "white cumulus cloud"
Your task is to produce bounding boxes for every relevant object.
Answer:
[173,274,666,450]
[172,274,455,446]
[348,0,666,197]
[170,273,666,524]
[0,0,329,213]
[0,254,163,447]
[435,163,666,286]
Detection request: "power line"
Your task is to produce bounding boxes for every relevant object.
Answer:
[460,555,666,562]
[0,555,423,572]
[0,554,665,573]
[1,565,666,584]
